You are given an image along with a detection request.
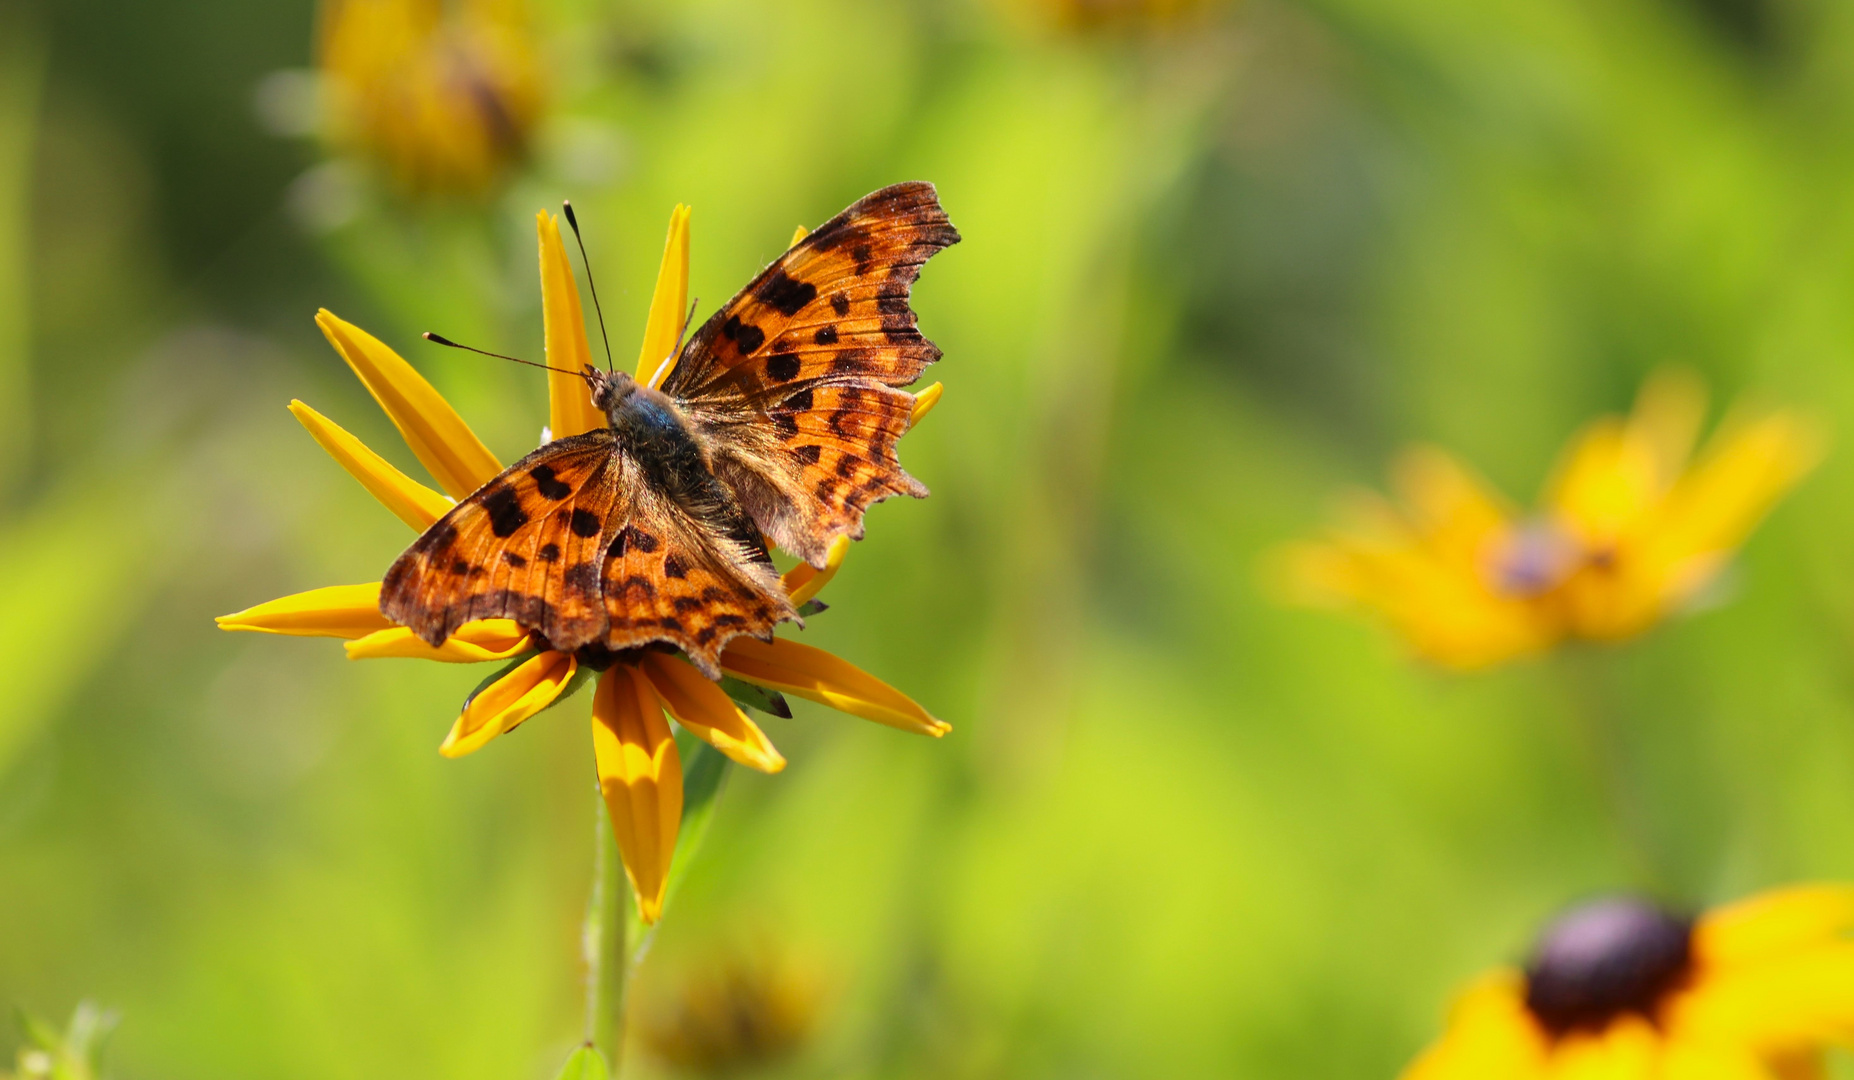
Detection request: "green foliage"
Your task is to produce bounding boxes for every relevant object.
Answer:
[10,0,1854,1077]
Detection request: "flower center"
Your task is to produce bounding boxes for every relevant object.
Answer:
[1523,898,1693,1035]
[1486,522,1581,597]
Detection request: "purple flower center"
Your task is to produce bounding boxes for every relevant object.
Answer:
[1523,897,1693,1035]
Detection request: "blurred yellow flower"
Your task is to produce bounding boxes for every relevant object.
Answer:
[219,207,947,922]
[1404,887,1854,1080]
[1281,372,1821,668]
[318,0,545,197]
[641,950,823,1075]
[1019,0,1221,30]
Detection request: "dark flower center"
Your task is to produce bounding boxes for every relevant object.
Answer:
[1523,897,1693,1035]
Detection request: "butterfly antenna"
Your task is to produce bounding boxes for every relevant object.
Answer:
[675,297,701,353]
[562,200,616,373]
[424,332,589,380]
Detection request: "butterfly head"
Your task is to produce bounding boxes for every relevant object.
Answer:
[586,366,637,414]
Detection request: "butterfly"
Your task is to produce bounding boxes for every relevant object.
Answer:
[379,182,960,678]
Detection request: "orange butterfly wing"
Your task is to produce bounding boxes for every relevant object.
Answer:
[663,181,960,567]
[382,432,619,650]
[381,430,793,673]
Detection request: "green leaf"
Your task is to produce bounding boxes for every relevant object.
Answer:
[14,1006,60,1051]
[551,1044,611,1080]
[719,675,791,718]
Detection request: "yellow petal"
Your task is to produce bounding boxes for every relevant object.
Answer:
[439,649,577,758]
[640,653,785,774]
[1544,1015,1660,1080]
[345,619,532,663]
[1399,972,1549,1080]
[536,211,605,438]
[1392,446,1515,562]
[910,382,943,427]
[314,309,503,499]
[1671,941,1854,1050]
[790,224,809,246]
[636,204,691,389]
[216,582,393,639]
[1695,885,1854,969]
[718,636,948,737]
[782,534,850,607]
[1657,1035,1775,1080]
[1628,369,1708,487]
[1647,411,1823,571]
[591,665,682,923]
[288,400,454,530]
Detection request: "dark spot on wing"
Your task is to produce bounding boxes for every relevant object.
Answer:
[783,387,814,414]
[538,543,561,563]
[766,352,801,383]
[564,563,600,596]
[529,464,572,500]
[451,559,471,575]
[426,521,457,551]
[832,349,874,374]
[756,270,818,317]
[851,244,873,274]
[813,325,839,346]
[616,575,657,601]
[502,551,528,568]
[792,444,822,465]
[672,596,703,614]
[735,322,765,354]
[570,508,602,538]
[482,484,528,538]
[662,555,687,578]
[622,527,660,554]
[830,292,850,316]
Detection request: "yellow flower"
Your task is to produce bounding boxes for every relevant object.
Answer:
[640,949,822,1075]
[219,207,948,922]
[1012,0,1224,31]
[1404,886,1854,1080]
[1281,372,1821,668]
[317,0,545,198]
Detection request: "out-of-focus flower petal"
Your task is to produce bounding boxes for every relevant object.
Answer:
[1654,1035,1768,1080]
[1546,418,1662,548]
[315,308,503,498]
[591,665,682,923]
[1546,1015,1659,1080]
[639,653,785,774]
[1695,885,1854,970]
[790,224,809,246]
[288,399,454,530]
[1399,971,1549,1080]
[216,582,394,639]
[537,210,604,438]
[1628,369,1709,487]
[1648,411,1823,572]
[910,382,943,427]
[1672,942,1854,1051]
[719,636,948,737]
[782,535,850,607]
[637,204,691,389]
[345,619,532,662]
[1393,446,1514,563]
[440,649,577,758]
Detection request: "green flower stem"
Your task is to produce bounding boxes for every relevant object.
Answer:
[1558,649,1664,893]
[583,791,627,1073]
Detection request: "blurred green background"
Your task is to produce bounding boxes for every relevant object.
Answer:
[6,0,1854,1076]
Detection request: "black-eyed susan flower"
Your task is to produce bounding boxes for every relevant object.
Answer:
[218,209,947,922]
[317,0,545,198]
[1281,372,1821,668]
[1404,886,1854,1080]
[641,949,823,1075]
